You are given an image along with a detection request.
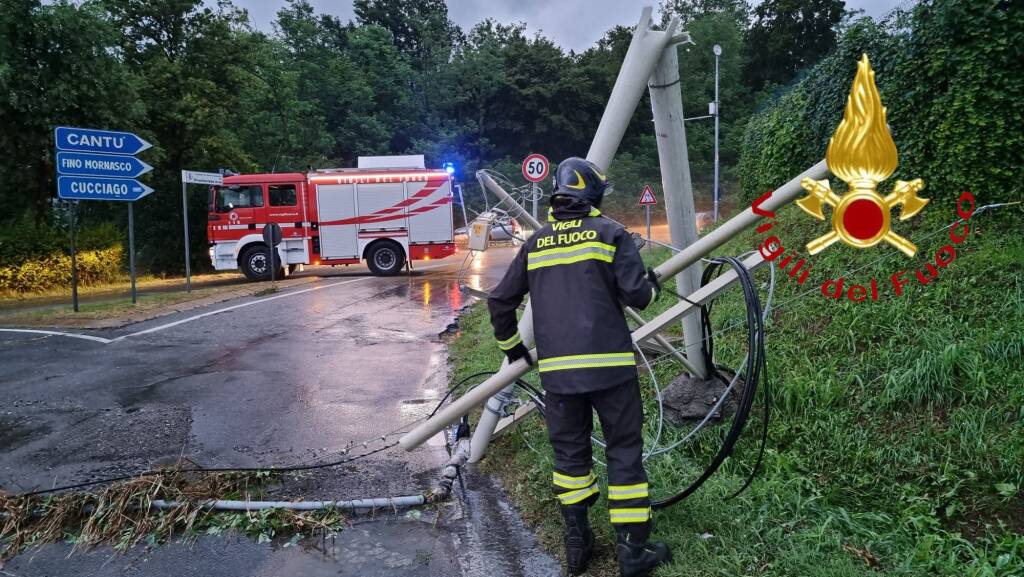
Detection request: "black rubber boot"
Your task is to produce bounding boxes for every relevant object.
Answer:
[615,529,671,577]
[560,504,594,575]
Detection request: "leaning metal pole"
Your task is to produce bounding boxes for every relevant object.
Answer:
[401,159,830,451]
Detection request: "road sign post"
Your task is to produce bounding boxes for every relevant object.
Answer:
[56,127,153,310]
[522,154,549,222]
[638,184,658,252]
[182,180,190,292]
[128,202,137,304]
[646,205,651,250]
[454,183,470,232]
[68,202,79,312]
[180,170,225,292]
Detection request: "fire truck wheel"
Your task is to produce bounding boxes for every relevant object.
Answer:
[366,240,405,276]
[240,245,282,282]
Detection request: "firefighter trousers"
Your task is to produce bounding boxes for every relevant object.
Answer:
[544,379,652,541]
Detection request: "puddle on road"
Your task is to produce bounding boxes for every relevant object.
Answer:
[446,471,563,577]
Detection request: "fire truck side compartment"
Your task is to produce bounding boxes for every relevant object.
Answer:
[317,183,359,259]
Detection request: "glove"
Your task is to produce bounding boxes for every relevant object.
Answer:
[504,342,533,366]
[647,267,662,298]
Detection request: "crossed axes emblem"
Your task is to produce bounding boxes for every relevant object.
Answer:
[797,177,928,257]
[795,54,929,257]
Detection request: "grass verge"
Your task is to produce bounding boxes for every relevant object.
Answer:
[448,206,1023,577]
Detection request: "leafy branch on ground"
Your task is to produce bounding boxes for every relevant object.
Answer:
[0,467,352,559]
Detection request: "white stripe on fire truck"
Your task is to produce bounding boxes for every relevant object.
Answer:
[214,222,313,231]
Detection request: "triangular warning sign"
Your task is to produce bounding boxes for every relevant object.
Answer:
[638,184,658,206]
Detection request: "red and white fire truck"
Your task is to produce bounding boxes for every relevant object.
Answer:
[207,156,456,279]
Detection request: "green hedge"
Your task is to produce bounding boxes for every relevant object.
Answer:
[0,245,124,293]
[739,0,1024,219]
[0,212,125,293]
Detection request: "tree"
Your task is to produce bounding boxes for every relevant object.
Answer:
[659,0,750,25]
[352,0,460,70]
[0,0,142,219]
[100,0,274,272]
[743,0,848,91]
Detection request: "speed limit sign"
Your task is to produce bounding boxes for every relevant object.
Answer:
[521,154,549,183]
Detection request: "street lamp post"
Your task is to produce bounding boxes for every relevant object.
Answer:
[712,43,722,222]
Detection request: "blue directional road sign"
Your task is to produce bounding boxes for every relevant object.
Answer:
[55,126,152,156]
[58,176,154,202]
[56,151,153,179]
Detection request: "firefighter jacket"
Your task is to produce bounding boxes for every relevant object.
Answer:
[487,205,658,395]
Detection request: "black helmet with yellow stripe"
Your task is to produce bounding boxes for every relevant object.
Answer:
[551,157,612,208]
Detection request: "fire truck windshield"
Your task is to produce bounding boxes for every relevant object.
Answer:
[213,185,264,212]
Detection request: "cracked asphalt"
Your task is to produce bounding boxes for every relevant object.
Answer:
[0,246,562,577]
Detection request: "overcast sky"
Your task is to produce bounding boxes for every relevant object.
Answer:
[235,0,903,53]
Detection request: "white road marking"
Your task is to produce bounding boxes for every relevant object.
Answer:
[0,261,456,345]
[0,328,113,344]
[113,262,453,341]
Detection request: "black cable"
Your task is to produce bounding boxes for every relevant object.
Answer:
[14,371,499,499]
[652,256,768,509]
[648,78,682,89]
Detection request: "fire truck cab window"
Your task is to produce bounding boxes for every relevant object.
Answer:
[215,185,264,212]
[269,184,297,207]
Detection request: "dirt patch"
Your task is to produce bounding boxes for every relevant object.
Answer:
[948,500,1024,540]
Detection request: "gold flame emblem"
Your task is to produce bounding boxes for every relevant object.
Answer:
[798,54,928,257]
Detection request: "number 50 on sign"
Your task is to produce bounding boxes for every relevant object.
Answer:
[522,154,549,183]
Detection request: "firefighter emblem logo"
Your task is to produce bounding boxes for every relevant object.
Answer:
[228,211,239,223]
[797,54,928,257]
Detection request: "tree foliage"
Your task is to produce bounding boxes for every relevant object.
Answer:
[8,0,1010,275]
[740,0,1024,221]
[743,0,848,91]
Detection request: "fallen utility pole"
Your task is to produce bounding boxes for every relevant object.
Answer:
[151,495,425,512]
[400,160,828,452]
[412,5,831,459]
[470,171,698,462]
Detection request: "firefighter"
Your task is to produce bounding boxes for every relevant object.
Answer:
[488,157,671,577]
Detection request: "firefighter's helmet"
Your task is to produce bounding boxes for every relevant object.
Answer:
[552,157,612,208]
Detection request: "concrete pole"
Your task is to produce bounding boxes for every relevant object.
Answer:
[587,8,680,170]
[649,44,709,379]
[653,159,828,279]
[479,172,540,230]
[400,159,830,451]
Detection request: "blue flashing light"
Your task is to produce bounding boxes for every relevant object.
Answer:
[442,161,455,175]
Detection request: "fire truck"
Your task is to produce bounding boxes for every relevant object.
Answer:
[207,156,456,279]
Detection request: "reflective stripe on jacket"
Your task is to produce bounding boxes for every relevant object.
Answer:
[487,207,657,394]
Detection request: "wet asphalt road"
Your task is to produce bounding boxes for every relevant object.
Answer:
[0,246,562,577]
